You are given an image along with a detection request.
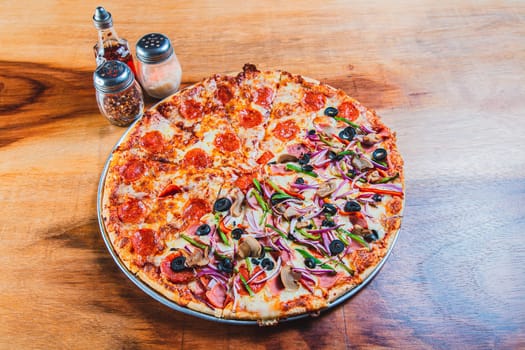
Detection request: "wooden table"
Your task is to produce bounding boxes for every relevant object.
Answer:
[1,1,524,348]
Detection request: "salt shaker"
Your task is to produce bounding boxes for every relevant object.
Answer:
[93,60,144,126]
[135,33,182,99]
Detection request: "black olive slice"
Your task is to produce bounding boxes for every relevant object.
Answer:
[261,258,275,271]
[372,194,382,202]
[344,200,361,212]
[298,153,311,165]
[329,240,345,255]
[170,256,186,271]
[322,219,336,227]
[338,126,356,141]
[231,228,244,240]
[372,148,387,161]
[364,230,380,243]
[304,257,316,269]
[324,107,338,117]
[218,258,233,274]
[214,197,232,212]
[196,224,211,236]
[322,203,337,216]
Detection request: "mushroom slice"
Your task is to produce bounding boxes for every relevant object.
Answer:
[295,219,311,229]
[315,179,338,198]
[280,265,301,291]
[351,155,374,171]
[230,187,245,218]
[277,154,299,163]
[368,170,382,183]
[237,236,262,258]
[352,224,371,237]
[362,133,380,146]
[182,248,209,267]
[283,206,302,220]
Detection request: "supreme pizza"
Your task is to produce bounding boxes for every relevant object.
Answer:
[100,64,404,324]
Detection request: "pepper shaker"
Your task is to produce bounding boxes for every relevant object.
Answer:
[93,60,144,126]
[135,33,182,99]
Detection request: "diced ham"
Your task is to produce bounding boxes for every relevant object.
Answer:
[205,283,227,308]
[269,164,290,175]
[286,143,309,158]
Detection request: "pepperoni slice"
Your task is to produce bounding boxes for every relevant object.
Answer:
[160,253,195,284]
[239,265,266,295]
[234,172,255,192]
[158,184,183,198]
[303,91,326,111]
[120,159,145,182]
[318,273,341,288]
[239,109,263,128]
[206,283,227,308]
[255,87,274,109]
[214,132,240,152]
[179,99,203,120]
[338,101,359,121]
[256,150,274,164]
[117,198,146,224]
[183,198,211,225]
[216,84,233,105]
[141,131,165,154]
[273,119,299,141]
[183,148,211,169]
[131,228,157,256]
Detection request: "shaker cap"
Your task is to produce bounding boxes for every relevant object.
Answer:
[93,6,113,29]
[136,33,174,64]
[93,60,134,93]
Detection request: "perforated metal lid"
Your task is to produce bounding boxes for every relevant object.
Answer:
[93,6,113,30]
[136,33,174,64]
[93,60,134,93]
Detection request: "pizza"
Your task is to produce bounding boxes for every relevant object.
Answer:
[100,64,404,324]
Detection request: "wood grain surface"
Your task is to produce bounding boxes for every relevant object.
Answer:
[1,0,524,349]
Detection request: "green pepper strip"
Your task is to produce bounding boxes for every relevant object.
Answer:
[251,190,269,212]
[295,248,336,272]
[377,173,399,184]
[337,150,355,157]
[237,270,255,297]
[253,178,263,194]
[334,116,360,129]
[296,228,320,240]
[318,133,335,147]
[265,178,284,194]
[266,224,288,239]
[245,257,253,273]
[218,228,229,246]
[337,228,370,251]
[214,252,229,260]
[213,213,230,246]
[334,260,354,275]
[181,234,208,250]
[335,232,350,246]
[286,164,318,178]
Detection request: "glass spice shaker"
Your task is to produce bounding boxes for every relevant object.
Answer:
[135,33,182,99]
[92,6,137,75]
[93,60,144,126]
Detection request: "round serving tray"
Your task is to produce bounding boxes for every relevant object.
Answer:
[96,81,402,325]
